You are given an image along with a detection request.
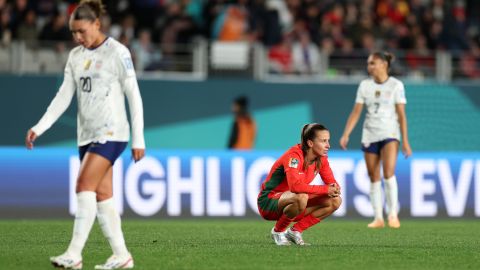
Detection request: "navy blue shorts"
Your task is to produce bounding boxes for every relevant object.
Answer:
[79,141,127,165]
[361,138,398,155]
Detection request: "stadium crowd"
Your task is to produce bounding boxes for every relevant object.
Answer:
[0,0,479,77]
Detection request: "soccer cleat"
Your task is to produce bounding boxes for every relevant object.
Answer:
[271,227,291,246]
[285,228,310,246]
[94,253,134,269]
[50,252,82,269]
[367,219,385,228]
[388,216,401,229]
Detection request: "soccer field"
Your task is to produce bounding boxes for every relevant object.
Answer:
[0,219,479,270]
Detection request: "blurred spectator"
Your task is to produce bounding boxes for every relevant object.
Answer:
[10,0,30,38]
[320,36,335,55]
[110,14,135,41]
[292,31,319,74]
[214,4,249,41]
[459,39,480,78]
[266,0,293,32]
[203,0,227,38]
[228,96,256,150]
[156,1,197,71]
[39,12,70,42]
[16,9,38,47]
[348,14,374,48]
[33,0,58,17]
[426,20,445,50]
[330,38,356,75]
[268,35,293,73]
[376,0,409,24]
[405,35,435,77]
[0,6,12,45]
[131,29,162,71]
[445,1,469,51]
[252,1,282,46]
[0,0,478,78]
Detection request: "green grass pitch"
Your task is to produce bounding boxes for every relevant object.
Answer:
[0,219,479,270]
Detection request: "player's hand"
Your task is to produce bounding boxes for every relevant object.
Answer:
[327,184,341,197]
[339,135,349,150]
[132,148,145,162]
[25,129,37,150]
[402,142,412,159]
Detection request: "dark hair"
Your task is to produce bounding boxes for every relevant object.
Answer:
[300,123,328,153]
[300,123,329,170]
[233,96,250,116]
[371,51,394,68]
[72,0,106,22]
[234,96,248,109]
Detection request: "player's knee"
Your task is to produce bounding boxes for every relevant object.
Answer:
[294,193,309,211]
[384,172,395,179]
[331,197,342,211]
[76,178,96,193]
[95,191,112,202]
[368,172,380,182]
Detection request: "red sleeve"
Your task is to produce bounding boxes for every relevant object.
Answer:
[319,156,338,185]
[283,152,329,195]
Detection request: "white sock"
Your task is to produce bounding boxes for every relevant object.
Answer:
[97,198,129,257]
[369,181,383,221]
[384,175,399,218]
[66,191,97,258]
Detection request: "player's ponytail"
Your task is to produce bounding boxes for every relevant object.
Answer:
[72,0,106,21]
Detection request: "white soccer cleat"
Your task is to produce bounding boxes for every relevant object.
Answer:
[286,228,310,246]
[50,252,82,269]
[94,253,134,269]
[271,227,291,246]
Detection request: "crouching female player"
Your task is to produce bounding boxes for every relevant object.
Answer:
[257,123,341,245]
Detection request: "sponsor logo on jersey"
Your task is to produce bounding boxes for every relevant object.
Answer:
[375,90,381,98]
[288,158,299,168]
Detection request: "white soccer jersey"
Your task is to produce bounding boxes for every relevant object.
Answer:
[32,37,145,149]
[355,76,406,145]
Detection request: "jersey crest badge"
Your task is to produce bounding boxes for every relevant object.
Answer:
[375,90,381,98]
[84,59,92,70]
[288,158,299,168]
[124,57,134,70]
[95,60,103,69]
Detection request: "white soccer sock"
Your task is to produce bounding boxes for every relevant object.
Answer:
[369,181,383,221]
[66,191,97,258]
[384,175,399,218]
[97,198,129,257]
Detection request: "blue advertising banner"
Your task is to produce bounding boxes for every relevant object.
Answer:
[0,147,479,218]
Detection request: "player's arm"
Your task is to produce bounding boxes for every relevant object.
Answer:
[227,121,238,149]
[319,156,338,186]
[340,83,365,150]
[339,103,363,150]
[26,56,76,149]
[396,103,412,158]
[117,49,145,161]
[283,153,329,196]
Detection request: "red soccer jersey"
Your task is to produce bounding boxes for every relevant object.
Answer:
[259,144,337,197]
